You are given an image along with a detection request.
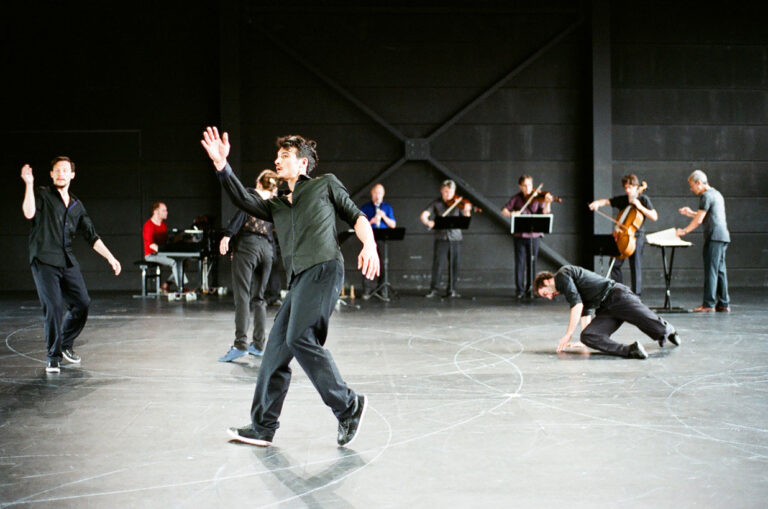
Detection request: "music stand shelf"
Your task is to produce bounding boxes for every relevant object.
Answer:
[366,227,406,302]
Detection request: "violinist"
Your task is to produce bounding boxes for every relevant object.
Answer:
[588,174,657,297]
[420,179,472,298]
[501,174,553,299]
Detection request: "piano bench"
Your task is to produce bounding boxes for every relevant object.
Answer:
[134,261,162,297]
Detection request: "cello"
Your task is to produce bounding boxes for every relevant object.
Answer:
[593,182,648,260]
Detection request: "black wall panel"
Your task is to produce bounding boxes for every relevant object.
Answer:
[0,1,765,292]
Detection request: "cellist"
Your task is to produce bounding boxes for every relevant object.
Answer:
[588,174,658,297]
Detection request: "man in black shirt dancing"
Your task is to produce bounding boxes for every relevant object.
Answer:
[201,127,379,447]
[21,157,122,373]
[534,265,679,359]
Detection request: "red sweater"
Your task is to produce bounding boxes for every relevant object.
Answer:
[142,219,168,256]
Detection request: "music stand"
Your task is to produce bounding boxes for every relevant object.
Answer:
[592,234,621,278]
[433,216,472,295]
[511,214,553,299]
[646,228,692,313]
[369,227,405,302]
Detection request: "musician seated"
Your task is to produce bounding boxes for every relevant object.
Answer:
[501,174,553,299]
[588,174,657,297]
[359,183,396,299]
[142,201,187,292]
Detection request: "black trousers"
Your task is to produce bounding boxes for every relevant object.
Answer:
[30,260,91,362]
[513,236,541,295]
[580,283,675,357]
[430,239,461,292]
[250,260,356,434]
[231,234,273,350]
[610,234,645,296]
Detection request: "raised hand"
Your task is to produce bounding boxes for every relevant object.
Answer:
[200,126,231,170]
[21,164,34,184]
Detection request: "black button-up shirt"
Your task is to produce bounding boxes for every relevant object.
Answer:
[554,265,614,315]
[217,164,363,281]
[28,186,100,268]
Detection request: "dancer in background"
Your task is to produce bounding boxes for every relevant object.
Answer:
[534,265,679,359]
[218,170,279,362]
[21,157,121,373]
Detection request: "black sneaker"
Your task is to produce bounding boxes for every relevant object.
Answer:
[227,425,273,446]
[337,395,367,447]
[626,341,648,359]
[667,332,680,347]
[46,360,61,373]
[62,348,81,364]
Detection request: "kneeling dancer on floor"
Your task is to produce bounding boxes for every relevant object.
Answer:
[534,265,679,359]
[201,127,380,447]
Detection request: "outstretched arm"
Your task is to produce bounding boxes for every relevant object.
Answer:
[93,239,121,275]
[676,209,707,237]
[21,165,36,219]
[588,198,610,211]
[354,215,380,280]
[200,126,272,220]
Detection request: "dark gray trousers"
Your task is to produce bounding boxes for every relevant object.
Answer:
[231,234,273,350]
[702,240,729,308]
[250,260,356,434]
[513,236,540,295]
[30,260,91,362]
[580,283,675,357]
[430,239,461,292]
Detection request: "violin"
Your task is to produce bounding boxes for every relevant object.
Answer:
[516,183,562,213]
[593,181,648,260]
[526,190,562,204]
[442,195,482,217]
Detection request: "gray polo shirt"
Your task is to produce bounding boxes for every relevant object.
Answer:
[699,188,730,243]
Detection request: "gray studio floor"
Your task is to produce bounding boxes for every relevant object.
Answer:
[1,287,767,508]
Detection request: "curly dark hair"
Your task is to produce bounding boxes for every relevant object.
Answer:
[276,135,319,174]
[533,271,555,293]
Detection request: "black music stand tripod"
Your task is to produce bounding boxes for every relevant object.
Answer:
[433,216,471,296]
[511,214,553,299]
[369,227,406,302]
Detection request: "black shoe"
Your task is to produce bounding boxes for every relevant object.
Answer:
[338,395,367,447]
[62,348,81,364]
[227,425,273,446]
[515,293,525,300]
[425,290,438,298]
[626,341,648,359]
[445,290,461,298]
[667,332,680,347]
[46,360,61,373]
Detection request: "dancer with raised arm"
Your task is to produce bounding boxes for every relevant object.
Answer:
[201,127,379,447]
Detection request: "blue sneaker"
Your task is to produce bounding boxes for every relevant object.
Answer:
[248,344,264,357]
[218,346,246,362]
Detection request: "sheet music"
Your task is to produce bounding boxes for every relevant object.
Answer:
[646,228,692,247]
